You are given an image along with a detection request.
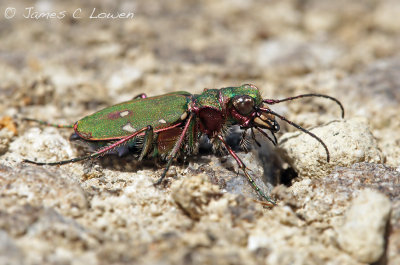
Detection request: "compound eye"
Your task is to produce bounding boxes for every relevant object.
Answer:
[232,95,255,115]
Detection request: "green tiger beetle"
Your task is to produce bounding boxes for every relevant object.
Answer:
[23,84,344,205]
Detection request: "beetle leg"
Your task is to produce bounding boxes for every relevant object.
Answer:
[216,134,276,206]
[138,126,154,161]
[154,113,195,186]
[250,128,262,147]
[255,127,277,146]
[133,93,147,99]
[22,118,74,128]
[24,126,151,166]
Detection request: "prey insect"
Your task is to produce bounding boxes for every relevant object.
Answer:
[23,84,344,205]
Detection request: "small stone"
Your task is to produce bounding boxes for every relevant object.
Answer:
[337,189,391,263]
[278,118,383,178]
[171,174,222,220]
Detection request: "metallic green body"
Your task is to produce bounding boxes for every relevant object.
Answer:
[193,85,262,111]
[75,84,262,141]
[193,89,221,110]
[219,85,263,105]
[75,93,191,140]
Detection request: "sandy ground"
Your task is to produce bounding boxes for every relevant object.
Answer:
[1,0,400,264]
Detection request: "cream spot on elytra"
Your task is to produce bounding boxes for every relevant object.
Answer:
[159,119,167,124]
[122,123,136,132]
[120,111,130,117]
[180,112,188,120]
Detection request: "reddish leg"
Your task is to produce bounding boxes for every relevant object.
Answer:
[154,113,195,185]
[217,134,275,205]
[24,126,153,165]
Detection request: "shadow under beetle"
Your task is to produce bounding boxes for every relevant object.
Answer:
[24,84,344,205]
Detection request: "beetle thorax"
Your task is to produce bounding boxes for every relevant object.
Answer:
[192,89,225,137]
[197,107,225,137]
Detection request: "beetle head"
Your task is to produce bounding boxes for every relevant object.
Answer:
[230,94,279,132]
[227,84,345,162]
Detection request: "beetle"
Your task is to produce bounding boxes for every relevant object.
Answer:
[23,84,344,205]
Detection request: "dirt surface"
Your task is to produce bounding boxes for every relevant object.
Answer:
[1,1,400,264]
